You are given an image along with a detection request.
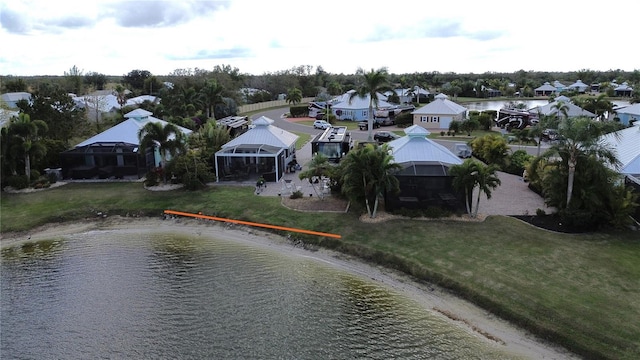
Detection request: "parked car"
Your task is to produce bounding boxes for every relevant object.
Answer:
[358,121,380,130]
[373,131,400,143]
[313,120,331,130]
[454,143,472,158]
[541,128,559,141]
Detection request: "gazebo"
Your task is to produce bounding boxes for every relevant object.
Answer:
[214,116,298,182]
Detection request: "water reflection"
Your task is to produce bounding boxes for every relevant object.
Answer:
[1,231,525,359]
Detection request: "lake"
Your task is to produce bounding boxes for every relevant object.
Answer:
[1,229,529,359]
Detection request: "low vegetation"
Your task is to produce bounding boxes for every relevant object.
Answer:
[2,183,639,360]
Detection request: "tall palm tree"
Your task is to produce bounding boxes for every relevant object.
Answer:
[349,68,395,141]
[532,116,619,208]
[138,121,187,183]
[450,159,501,218]
[200,80,225,119]
[7,113,48,182]
[340,143,401,218]
[286,87,303,106]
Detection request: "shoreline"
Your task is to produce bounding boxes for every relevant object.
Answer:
[0,216,578,359]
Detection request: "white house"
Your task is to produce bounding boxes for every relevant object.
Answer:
[600,122,640,184]
[411,93,467,130]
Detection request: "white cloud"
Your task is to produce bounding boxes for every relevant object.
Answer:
[1,0,637,76]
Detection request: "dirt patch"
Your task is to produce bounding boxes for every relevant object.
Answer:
[281,196,350,212]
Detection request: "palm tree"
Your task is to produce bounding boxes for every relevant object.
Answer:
[7,113,48,182]
[532,116,619,208]
[450,159,501,218]
[349,68,395,141]
[200,80,225,119]
[551,100,569,121]
[340,143,401,218]
[286,87,302,106]
[138,121,187,183]
[298,153,332,199]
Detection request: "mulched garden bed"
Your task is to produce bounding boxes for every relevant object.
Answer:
[510,214,586,233]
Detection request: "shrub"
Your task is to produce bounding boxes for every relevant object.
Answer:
[536,208,546,216]
[7,175,30,189]
[504,150,535,176]
[290,190,303,199]
[30,169,41,180]
[440,131,446,136]
[144,168,161,187]
[289,105,308,117]
[393,112,413,127]
[166,153,214,190]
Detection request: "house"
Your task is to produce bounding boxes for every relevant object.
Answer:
[383,125,464,211]
[567,80,589,93]
[534,82,557,97]
[600,122,640,221]
[553,80,567,93]
[411,93,467,130]
[0,108,19,128]
[329,90,392,121]
[528,96,596,118]
[60,109,192,179]
[385,86,430,104]
[614,82,633,97]
[214,116,298,183]
[614,103,640,126]
[0,92,32,109]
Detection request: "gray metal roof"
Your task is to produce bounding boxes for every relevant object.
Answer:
[75,109,192,147]
[601,123,640,176]
[220,116,298,153]
[387,125,463,166]
[411,94,467,116]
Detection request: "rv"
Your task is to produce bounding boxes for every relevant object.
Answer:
[310,126,353,163]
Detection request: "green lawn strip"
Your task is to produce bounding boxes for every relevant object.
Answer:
[2,184,639,359]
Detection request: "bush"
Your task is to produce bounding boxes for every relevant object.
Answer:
[536,208,546,216]
[30,169,41,180]
[289,105,308,117]
[504,150,535,176]
[144,168,161,187]
[290,190,303,199]
[166,153,214,190]
[7,175,30,190]
[393,112,413,127]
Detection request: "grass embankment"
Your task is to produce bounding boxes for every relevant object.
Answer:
[2,183,639,359]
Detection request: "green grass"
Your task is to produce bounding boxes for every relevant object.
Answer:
[2,183,639,359]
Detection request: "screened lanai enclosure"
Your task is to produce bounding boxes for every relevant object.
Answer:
[60,142,151,179]
[214,116,298,183]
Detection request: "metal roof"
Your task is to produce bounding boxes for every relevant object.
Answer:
[75,109,192,148]
[387,125,463,166]
[220,116,298,152]
[411,94,467,116]
[600,123,640,176]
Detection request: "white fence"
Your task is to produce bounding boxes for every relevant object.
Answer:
[238,97,315,114]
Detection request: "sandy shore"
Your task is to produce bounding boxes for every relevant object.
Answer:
[1,216,578,359]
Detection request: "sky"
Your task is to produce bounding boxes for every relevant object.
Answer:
[1,0,638,77]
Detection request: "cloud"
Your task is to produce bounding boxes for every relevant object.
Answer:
[108,0,230,28]
[167,47,253,60]
[0,6,30,34]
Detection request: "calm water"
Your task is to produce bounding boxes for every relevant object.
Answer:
[462,99,631,112]
[1,230,523,359]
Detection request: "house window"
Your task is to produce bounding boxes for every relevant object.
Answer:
[362,111,368,118]
[420,116,427,122]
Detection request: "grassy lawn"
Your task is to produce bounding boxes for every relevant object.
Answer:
[2,183,639,359]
